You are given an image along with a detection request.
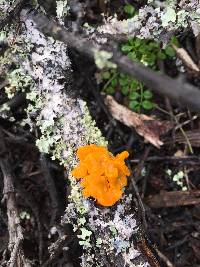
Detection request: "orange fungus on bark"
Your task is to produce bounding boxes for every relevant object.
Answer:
[71,144,130,206]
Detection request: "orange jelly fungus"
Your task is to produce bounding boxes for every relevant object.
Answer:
[71,144,130,206]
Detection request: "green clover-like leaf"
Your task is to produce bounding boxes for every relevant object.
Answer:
[142,100,154,110]
[143,90,153,99]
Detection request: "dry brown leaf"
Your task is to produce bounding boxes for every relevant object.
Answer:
[105,95,171,148]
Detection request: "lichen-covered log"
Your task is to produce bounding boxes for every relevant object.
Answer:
[0,5,153,267]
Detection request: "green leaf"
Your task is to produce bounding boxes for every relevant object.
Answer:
[129,100,139,110]
[142,53,156,66]
[119,78,128,86]
[129,91,140,100]
[133,38,142,48]
[121,86,129,96]
[121,44,133,52]
[102,71,111,80]
[119,73,126,78]
[111,79,118,86]
[129,38,137,46]
[170,36,179,47]
[124,4,135,16]
[130,79,140,90]
[157,51,166,60]
[128,51,137,61]
[143,90,153,99]
[134,105,141,112]
[106,86,115,95]
[165,45,175,57]
[142,100,154,110]
[148,41,159,49]
[110,69,116,74]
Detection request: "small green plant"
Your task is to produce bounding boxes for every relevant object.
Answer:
[121,37,176,67]
[124,4,136,17]
[101,37,177,112]
[166,169,187,191]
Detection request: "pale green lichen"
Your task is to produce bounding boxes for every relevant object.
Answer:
[0,30,6,41]
[0,103,10,112]
[94,50,117,70]
[161,7,177,27]
[36,136,55,154]
[99,1,200,44]
[78,228,92,248]
[56,0,69,19]
[109,225,117,236]
[78,217,86,226]
[26,91,38,101]
[0,103,11,120]
[96,238,103,247]
[67,175,89,226]
[166,169,188,191]
[36,99,107,168]
[81,102,107,147]
[5,68,33,98]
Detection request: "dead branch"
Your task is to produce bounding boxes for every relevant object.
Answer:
[42,235,70,267]
[30,11,200,112]
[0,128,31,267]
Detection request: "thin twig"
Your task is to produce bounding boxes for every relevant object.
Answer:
[174,115,198,130]
[174,116,194,154]
[41,235,70,267]
[155,248,175,267]
[0,128,30,267]
[131,155,200,163]
[128,162,147,230]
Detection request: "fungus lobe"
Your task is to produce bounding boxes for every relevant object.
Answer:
[71,144,130,206]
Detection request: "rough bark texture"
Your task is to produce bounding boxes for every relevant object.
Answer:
[98,1,200,43]
[21,12,149,267]
[0,5,151,267]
